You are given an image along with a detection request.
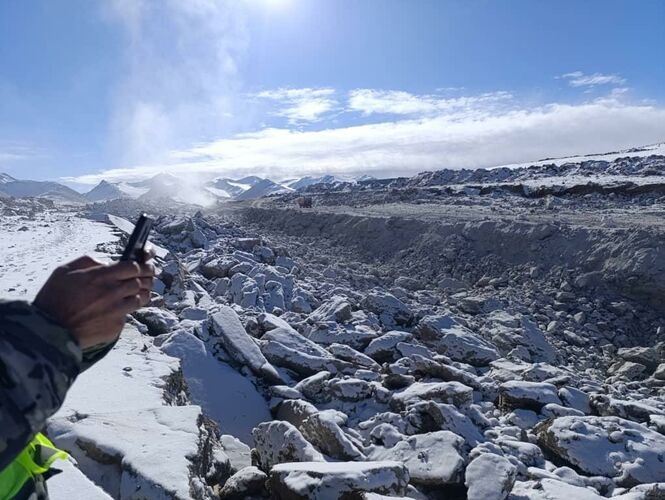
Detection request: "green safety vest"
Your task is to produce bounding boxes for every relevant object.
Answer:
[0,433,68,500]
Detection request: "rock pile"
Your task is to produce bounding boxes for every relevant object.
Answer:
[118,210,665,499]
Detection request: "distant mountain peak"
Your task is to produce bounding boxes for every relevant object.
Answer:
[84,180,128,202]
[0,173,17,184]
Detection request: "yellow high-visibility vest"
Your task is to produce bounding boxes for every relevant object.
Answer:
[0,433,68,500]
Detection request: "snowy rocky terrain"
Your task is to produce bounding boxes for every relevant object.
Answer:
[1,148,664,499]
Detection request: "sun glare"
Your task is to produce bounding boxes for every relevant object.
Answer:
[261,0,292,9]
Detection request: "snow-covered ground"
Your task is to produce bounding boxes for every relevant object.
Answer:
[497,142,665,169]
[0,211,116,300]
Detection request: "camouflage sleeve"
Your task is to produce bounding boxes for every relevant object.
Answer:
[81,339,118,371]
[0,300,82,472]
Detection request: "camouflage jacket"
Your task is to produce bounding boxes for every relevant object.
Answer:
[0,300,115,475]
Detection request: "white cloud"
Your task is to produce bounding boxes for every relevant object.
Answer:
[103,0,249,166]
[64,96,665,185]
[252,88,338,123]
[348,89,512,116]
[560,71,626,87]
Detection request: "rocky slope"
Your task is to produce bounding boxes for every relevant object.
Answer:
[92,199,664,499]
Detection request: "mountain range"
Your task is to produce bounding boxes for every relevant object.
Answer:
[3,141,661,205]
[0,171,373,205]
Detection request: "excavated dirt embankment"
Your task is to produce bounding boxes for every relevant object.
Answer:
[240,207,665,316]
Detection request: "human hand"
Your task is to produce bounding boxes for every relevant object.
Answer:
[33,253,155,349]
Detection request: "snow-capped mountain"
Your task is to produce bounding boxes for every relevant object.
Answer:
[205,178,248,198]
[0,174,86,203]
[234,178,293,201]
[85,180,130,202]
[286,175,340,190]
[0,173,17,184]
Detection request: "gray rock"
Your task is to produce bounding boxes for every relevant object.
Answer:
[405,402,484,446]
[654,363,665,380]
[361,291,413,329]
[261,326,352,376]
[253,245,275,264]
[199,257,237,279]
[365,331,413,363]
[499,381,562,412]
[329,377,374,401]
[269,461,410,499]
[294,371,332,403]
[301,412,365,460]
[234,237,262,251]
[132,307,179,336]
[558,386,591,414]
[519,318,559,363]
[465,453,516,500]
[219,466,268,499]
[210,306,282,383]
[251,421,325,471]
[220,435,252,473]
[189,228,208,248]
[391,381,474,411]
[536,416,665,486]
[308,295,353,323]
[275,399,319,429]
[416,314,499,366]
[609,361,648,380]
[329,343,381,370]
[369,431,465,486]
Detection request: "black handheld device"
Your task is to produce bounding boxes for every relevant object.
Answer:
[120,214,153,262]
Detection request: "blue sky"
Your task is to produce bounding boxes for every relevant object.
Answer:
[1,0,664,187]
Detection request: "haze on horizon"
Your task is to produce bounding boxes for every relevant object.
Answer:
[0,0,664,189]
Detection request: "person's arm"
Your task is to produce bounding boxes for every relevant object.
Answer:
[80,340,119,371]
[0,254,154,471]
[0,300,81,472]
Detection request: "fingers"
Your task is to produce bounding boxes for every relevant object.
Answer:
[96,260,155,281]
[139,289,151,306]
[109,277,153,301]
[118,294,144,314]
[142,244,157,262]
[63,255,105,272]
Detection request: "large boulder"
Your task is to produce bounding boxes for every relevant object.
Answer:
[251,421,325,472]
[368,431,465,486]
[489,318,558,363]
[301,412,365,460]
[275,399,319,429]
[361,291,413,329]
[499,381,562,412]
[308,295,353,323]
[416,314,499,365]
[219,466,268,499]
[536,416,665,486]
[465,453,516,500]
[390,381,474,411]
[199,257,238,279]
[268,461,409,499]
[210,307,282,383]
[405,402,484,446]
[132,307,179,336]
[260,326,352,376]
[365,331,413,363]
[617,346,661,371]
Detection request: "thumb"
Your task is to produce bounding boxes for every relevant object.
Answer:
[64,255,105,271]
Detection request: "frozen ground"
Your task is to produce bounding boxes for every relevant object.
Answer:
[0,210,116,299]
